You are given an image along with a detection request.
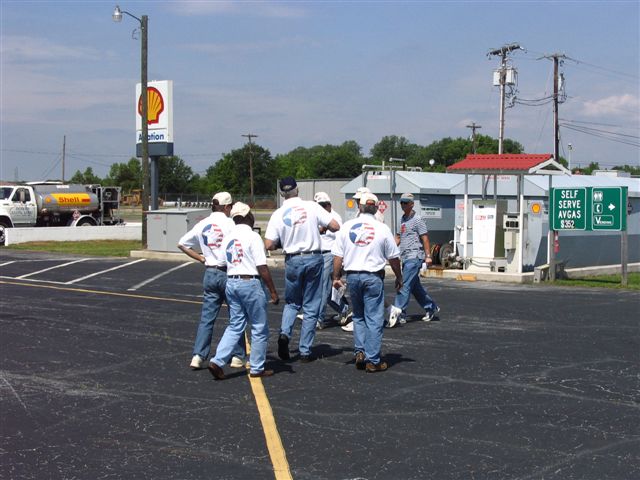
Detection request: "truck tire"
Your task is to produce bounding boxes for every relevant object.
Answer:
[76,217,97,227]
[439,242,455,269]
[0,219,10,246]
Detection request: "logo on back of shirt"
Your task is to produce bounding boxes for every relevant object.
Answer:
[202,223,224,248]
[225,239,244,265]
[283,206,308,227]
[349,223,375,246]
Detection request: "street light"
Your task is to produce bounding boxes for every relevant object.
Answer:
[113,5,150,248]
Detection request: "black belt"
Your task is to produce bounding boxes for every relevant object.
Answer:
[286,250,322,257]
[228,275,260,279]
[346,270,385,278]
[321,250,331,254]
[207,265,227,271]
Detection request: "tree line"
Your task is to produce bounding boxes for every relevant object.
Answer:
[69,134,636,196]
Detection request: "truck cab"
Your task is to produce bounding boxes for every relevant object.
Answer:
[1,186,38,224]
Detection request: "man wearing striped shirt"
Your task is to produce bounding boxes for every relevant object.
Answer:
[389,192,440,326]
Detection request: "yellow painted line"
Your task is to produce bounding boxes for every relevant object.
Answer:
[0,279,202,304]
[3,278,291,478]
[244,334,293,480]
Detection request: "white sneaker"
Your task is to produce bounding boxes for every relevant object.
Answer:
[296,313,304,320]
[190,355,203,369]
[422,306,441,322]
[316,320,325,330]
[341,322,354,332]
[387,305,402,328]
[230,356,246,368]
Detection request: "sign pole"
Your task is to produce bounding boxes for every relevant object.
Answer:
[548,175,555,281]
[622,226,628,287]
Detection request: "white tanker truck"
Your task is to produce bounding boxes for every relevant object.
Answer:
[0,182,123,245]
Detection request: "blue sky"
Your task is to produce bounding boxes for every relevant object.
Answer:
[1,0,638,181]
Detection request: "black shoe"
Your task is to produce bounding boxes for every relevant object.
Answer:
[354,351,366,370]
[277,334,290,361]
[299,354,315,363]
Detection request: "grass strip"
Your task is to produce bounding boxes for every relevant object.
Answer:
[5,240,142,257]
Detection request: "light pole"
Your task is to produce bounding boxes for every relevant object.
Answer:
[113,5,149,248]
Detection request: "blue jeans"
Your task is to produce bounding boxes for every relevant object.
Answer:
[393,258,438,316]
[280,254,324,356]
[347,272,385,365]
[319,252,349,322]
[212,278,269,374]
[193,268,243,360]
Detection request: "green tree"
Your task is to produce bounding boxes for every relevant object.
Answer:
[580,162,601,175]
[69,167,102,185]
[203,144,277,197]
[158,156,195,195]
[369,135,421,164]
[104,158,142,193]
[274,141,364,179]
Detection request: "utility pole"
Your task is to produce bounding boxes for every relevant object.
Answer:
[488,43,521,154]
[62,135,66,182]
[542,53,567,281]
[241,133,258,206]
[466,122,482,154]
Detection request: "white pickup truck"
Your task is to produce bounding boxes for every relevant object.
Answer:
[0,182,122,245]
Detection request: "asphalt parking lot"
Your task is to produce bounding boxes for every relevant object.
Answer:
[1,250,639,480]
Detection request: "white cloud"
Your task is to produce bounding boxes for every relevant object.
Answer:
[582,94,640,118]
[165,1,307,18]
[0,35,99,64]
[181,36,317,55]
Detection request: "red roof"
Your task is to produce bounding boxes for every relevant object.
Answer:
[447,154,554,173]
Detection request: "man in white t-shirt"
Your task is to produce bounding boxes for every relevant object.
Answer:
[178,192,245,370]
[264,177,340,363]
[332,193,403,373]
[314,192,350,329]
[208,202,280,380]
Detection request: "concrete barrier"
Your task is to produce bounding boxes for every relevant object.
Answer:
[5,224,141,245]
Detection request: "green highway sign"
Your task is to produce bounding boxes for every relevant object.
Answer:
[591,187,627,231]
[550,186,628,231]
[551,187,587,231]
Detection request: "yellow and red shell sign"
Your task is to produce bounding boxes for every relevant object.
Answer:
[138,87,164,125]
[48,193,92,206]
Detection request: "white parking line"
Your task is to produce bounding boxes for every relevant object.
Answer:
[16,258,91,279]
[127,261,193,291]
[0,261,16,267]
[64,259,147,285]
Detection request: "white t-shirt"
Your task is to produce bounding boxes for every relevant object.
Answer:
[222,224,267,276]
[319,209,343,252]
[178,211,235,267]
[332,213,400,272]
[265,196,333,254]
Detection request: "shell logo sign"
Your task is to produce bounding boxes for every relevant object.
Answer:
[136,80,173,144]
[138,87,164,125]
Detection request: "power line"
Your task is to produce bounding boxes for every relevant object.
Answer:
[560,123,640,148]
